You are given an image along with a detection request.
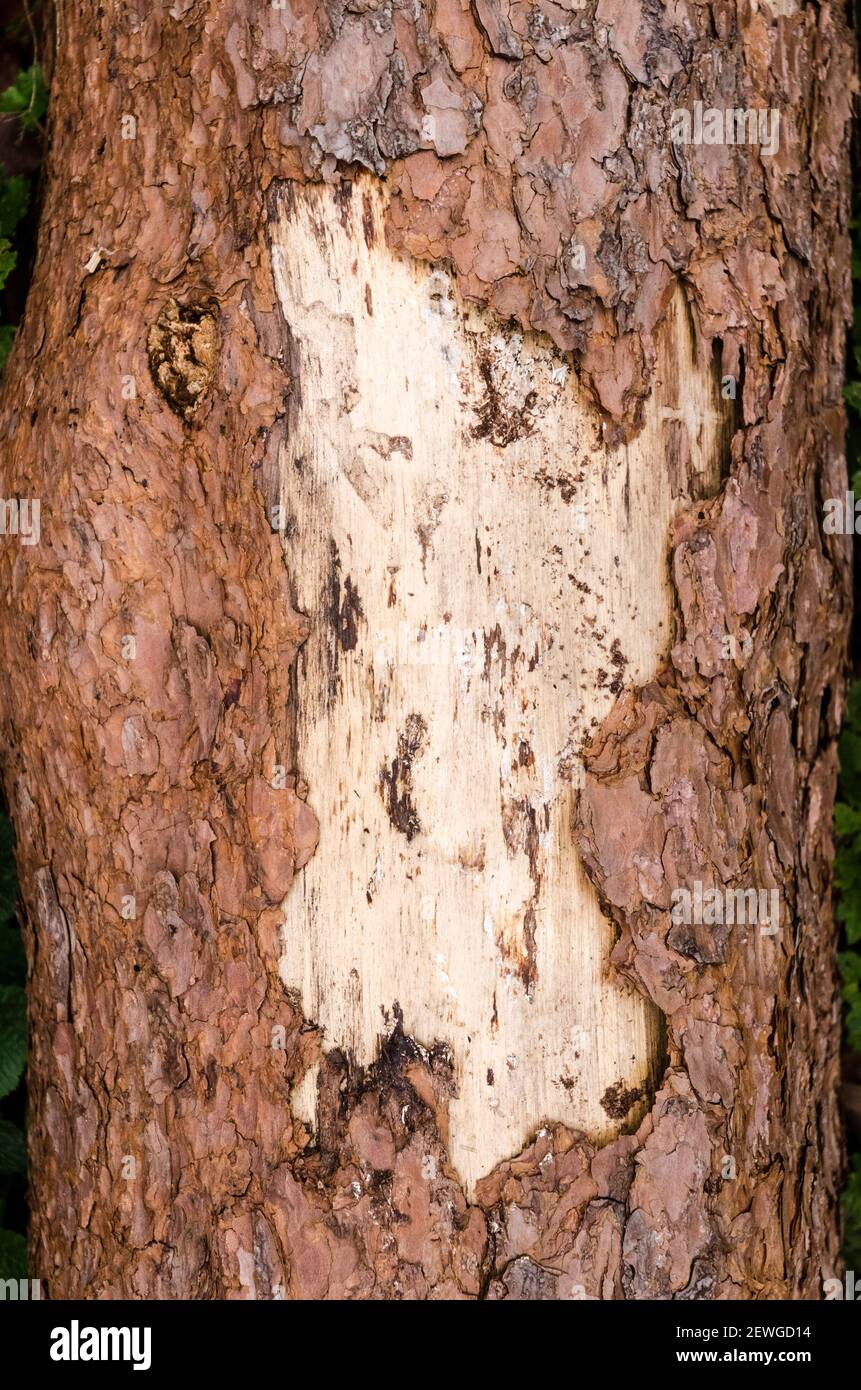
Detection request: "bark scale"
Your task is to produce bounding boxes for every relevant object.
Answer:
[0,0,853,1298]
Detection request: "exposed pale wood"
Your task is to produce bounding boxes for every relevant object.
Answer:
[270,177,728,1194]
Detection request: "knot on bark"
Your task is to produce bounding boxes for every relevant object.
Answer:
[147,297,218,420]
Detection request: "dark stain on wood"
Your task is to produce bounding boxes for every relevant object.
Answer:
[380,713,426,842]
[600,1080,643,1120]
[326,541,365,696]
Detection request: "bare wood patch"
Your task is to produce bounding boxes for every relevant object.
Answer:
[271,177,732,1194]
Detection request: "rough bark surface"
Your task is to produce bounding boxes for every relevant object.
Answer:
[0,0,853,1298]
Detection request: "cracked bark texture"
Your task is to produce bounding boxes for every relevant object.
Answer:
[0,0,853,1297]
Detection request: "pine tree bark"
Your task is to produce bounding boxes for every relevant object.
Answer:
[0,0,854,1298]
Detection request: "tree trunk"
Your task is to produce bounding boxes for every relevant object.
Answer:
[0,0,853,1299]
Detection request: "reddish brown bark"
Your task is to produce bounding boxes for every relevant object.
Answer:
[0,0,854,1297]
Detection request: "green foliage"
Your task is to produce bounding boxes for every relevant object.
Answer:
[0,325,15,374]
[0,1228,25,1280]
[844,245,861,415]
[0,50,48,1278]
[0,986,25,1101]
[844,1154,861,1271]
[0,67,44,375]
[836,689,861,987]
[0,173,28,242]
[0,1118,25,1176]
[835,688,861,1045]
[0,65,47,132]
[0,239,15,294]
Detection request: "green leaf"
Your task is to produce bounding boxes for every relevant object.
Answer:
[840,949,861,1051]
[0,175,29,241]
[0,985,26,1099]
[0,65,48,132]
[0,815,17,924]
[0,325,15,375]
[0,1118,25,1175]
[0,1229,26,1280]
[835,803,861,837]
[845,380,861,415]
[844,1153,861,1268]
[0,237,16,293]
